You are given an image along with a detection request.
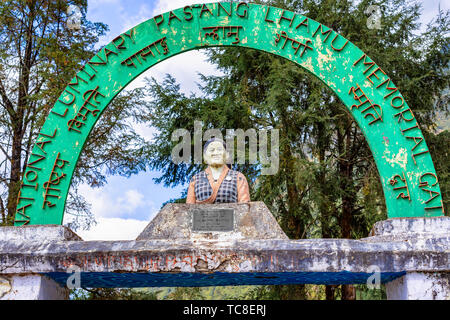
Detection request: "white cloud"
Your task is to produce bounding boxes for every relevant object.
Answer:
[87,0,153,46]
[76,183,157,220]
[131,122,159,142]
[119,3,154,34]
[122,189,145,212]
[418,0,449,32]
[75,217,149,240]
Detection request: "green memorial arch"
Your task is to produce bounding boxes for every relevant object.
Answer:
[14,2,445,226]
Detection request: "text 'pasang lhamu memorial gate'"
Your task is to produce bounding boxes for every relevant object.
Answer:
[0,2,448,300]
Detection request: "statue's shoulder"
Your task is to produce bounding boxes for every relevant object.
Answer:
[228,169,243,179]
[232,170,248,182]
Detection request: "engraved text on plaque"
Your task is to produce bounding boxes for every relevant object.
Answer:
[191,208,234,232]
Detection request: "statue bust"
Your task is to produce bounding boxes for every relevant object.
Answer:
[186,138,250,204]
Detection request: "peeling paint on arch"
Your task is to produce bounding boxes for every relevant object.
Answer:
[14,2,444,226]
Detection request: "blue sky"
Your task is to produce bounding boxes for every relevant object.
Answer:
[71,0,449,240]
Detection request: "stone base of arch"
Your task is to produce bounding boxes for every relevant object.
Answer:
[0,274,68,300]
[385,272,450,300]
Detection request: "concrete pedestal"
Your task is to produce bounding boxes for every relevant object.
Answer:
[369,217,450,300]
[386,272,450,300]
[0,275,68,300]
[0,225,77,300]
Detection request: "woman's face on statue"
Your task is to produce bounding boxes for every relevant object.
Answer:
[204,141,227,166]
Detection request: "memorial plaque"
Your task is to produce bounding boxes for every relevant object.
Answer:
[191,208,234,232]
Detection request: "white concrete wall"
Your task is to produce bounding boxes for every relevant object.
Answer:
[0,275,68,300]
[386,272,450,300]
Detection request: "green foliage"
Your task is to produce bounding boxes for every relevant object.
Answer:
[166,287,206,300]
[71,288,159,300]
[69,284,386,300]
[354,284,387,300]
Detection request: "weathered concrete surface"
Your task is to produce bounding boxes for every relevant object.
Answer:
[0,275,68,300]
[0,225,81,242]
[0,226,448,286]
[367,216,450,241]
[137,202,288,241]
[0,216,449,295]
[1,236,448,274]
[386,272,450,300]
[366,217,450,300]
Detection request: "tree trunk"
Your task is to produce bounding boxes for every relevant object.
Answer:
[279,113,306,300]
[337,120,357,300]
[316,121,338,300]
[341,285,356,300]
[6,126,24,222]
[326,285,337,300]
[6,1,36,223]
